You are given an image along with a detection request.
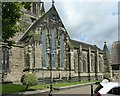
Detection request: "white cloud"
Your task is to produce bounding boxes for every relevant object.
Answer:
[44,1,118,51]
[43,0,119,2]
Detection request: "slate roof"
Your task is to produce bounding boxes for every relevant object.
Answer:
[69,39,103,53]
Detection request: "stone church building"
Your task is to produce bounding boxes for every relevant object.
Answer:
[2,2,109,82]
[111,41,120,80]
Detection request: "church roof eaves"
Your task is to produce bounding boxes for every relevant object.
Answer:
[69,39,103,53]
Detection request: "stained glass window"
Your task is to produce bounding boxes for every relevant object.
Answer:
[60,32,64,68]
[51,30,56,68]
[42,32,46,68]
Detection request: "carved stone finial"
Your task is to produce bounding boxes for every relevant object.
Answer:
[52,0,55,6]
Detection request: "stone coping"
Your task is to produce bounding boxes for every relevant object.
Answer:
[18,89,50,95]
[53,82,96,90]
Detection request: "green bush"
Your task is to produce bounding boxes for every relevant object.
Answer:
[21,73,38,90]
[103,72,111,79]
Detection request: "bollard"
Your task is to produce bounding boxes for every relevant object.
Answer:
[48,93,52,96]
[91,85,93,96]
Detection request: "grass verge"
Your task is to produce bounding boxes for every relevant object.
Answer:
[0,84,25,94]
[1,80,100,94]
[30,80,99,90]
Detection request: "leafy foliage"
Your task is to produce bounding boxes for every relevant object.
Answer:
[28,31,35,38]
[103,72,111,79]
[21,73,38,90]
[2,2,32,43]
[2,2,22,42]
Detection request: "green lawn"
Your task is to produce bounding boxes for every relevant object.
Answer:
[29,84,49,90]
[30,82,85,90]
[53,81,87,87]
[0,84,25,94]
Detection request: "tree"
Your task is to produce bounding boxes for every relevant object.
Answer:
[2,2,22,43]
[2,2,32,43]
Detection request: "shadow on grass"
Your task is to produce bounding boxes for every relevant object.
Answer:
[25,88,37,91]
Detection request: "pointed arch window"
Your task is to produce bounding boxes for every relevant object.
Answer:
[2,47,9,71]
[24,45,30,68]
[83,58,87,72]
[42,32,46,68]
[99,56,103,72]
[60,32,64,68]
[33,2,36,14]
[91,54,95,72]
[51,29,56,69]
[74,50,78,72]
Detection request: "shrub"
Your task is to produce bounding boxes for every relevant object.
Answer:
[103,72,111,79]
[21,73,38,90]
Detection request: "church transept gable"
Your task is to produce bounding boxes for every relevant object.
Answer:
[19,5,69,44]
[18,4,72,71]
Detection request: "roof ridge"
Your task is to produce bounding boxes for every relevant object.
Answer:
[70,39,94,46]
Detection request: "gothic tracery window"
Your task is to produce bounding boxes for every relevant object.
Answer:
[42,31,46,68]
[99,55,103,72]
[2,47,9,71]
[83,57,87,72]
[91,54,95,72]
[60,32,64,68]
[74,50,78,72]
[51,29,56,69]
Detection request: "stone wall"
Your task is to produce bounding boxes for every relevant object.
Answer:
[5,46,24,82]
[0,43,3,82]
[5,44,104,83]
[112,41,120,65]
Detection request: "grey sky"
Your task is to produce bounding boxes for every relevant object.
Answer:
[44,0,118,51]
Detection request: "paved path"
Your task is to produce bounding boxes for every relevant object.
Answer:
[53,84,97,95]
